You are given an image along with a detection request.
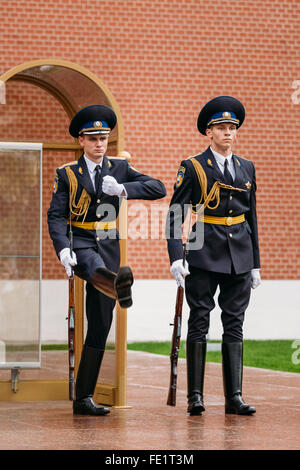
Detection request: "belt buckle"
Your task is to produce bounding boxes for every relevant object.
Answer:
[226,216,233,226]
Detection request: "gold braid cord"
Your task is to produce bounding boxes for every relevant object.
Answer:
[65,166,91,223]
[189,157,246,214]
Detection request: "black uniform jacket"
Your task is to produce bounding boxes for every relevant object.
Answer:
[167,147,260,275]
[48,154,166,270]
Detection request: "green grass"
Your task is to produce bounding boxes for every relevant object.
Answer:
[42,343,115,351]
[42,344,68,351]
[42,340,300,373]
[127,340,300,374]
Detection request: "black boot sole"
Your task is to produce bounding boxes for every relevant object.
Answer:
[115,266,134,308]
[73,408,110,416]
[73,403,110,416]
[225,394,256,415]
[188,401,205,416]
[188,405,205,416]
[225,407,256,415]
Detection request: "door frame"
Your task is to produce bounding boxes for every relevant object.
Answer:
[0,60,129,407]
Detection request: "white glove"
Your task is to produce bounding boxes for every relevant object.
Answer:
[102,175,125,197]
[251,269,261,289]
[170,259,190,287]
[59,248,77,277]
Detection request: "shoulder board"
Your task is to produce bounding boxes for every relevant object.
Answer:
[234,155,250,167]
[129,163,141,173]
[106,157,127,169]
[107,156,125,163]
[186,153,202,160]
[58,161,77,169]
[187,153,213,168]
[108,157,139,172]
[234,156,241,167]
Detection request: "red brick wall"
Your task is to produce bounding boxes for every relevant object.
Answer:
[0,0,299,280]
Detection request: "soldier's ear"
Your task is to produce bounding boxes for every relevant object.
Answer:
[78,135,85,147]
[205,127,212,138]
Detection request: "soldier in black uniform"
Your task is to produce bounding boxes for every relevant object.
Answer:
[48,105,166,415]
[166,96,261,416]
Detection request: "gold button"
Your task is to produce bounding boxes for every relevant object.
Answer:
[97,199,101,204]
[230,195,233,200]
[226,217,233,226]
[97,214,100,218]
[96,237,100,242]
[229,210,233,214]
[229,233,233,238]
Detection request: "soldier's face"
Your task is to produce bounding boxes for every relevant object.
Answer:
[206,123,237,153]
[78,134,109,162]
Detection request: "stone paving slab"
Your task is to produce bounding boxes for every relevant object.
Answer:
[0,350,299,450]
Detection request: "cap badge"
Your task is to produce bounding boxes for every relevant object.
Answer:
[94,121,102,128]
[222,112,231,118]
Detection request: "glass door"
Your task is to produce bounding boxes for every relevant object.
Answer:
[0,142,42,370]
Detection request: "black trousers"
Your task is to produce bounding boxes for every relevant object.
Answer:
[185,266,251,343]
[73,246,117,350]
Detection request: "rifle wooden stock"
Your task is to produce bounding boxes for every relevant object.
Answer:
[167,285,184,406]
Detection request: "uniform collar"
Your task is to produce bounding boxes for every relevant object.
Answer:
[210,146,233,167]
[83,154,103,173]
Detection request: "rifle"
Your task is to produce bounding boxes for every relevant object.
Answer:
[67,212,75,401]
[167,242,187,407]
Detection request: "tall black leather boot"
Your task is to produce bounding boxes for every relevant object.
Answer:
[91,266,134,309]
[222,342,256,415]
[186,342,206,415]
[73,345,110,416]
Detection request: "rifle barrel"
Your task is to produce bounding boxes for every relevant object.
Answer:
[167,286,184,406]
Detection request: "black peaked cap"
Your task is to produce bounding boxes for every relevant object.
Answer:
[69,104,117,138]
[197,96,245,135]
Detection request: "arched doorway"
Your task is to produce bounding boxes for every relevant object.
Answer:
[0,60,129,406]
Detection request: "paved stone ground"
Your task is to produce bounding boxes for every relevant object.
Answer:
[0,350,299,450]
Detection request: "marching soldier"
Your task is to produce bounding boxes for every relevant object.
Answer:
[167,96,261,416]
[48,104,166,415]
